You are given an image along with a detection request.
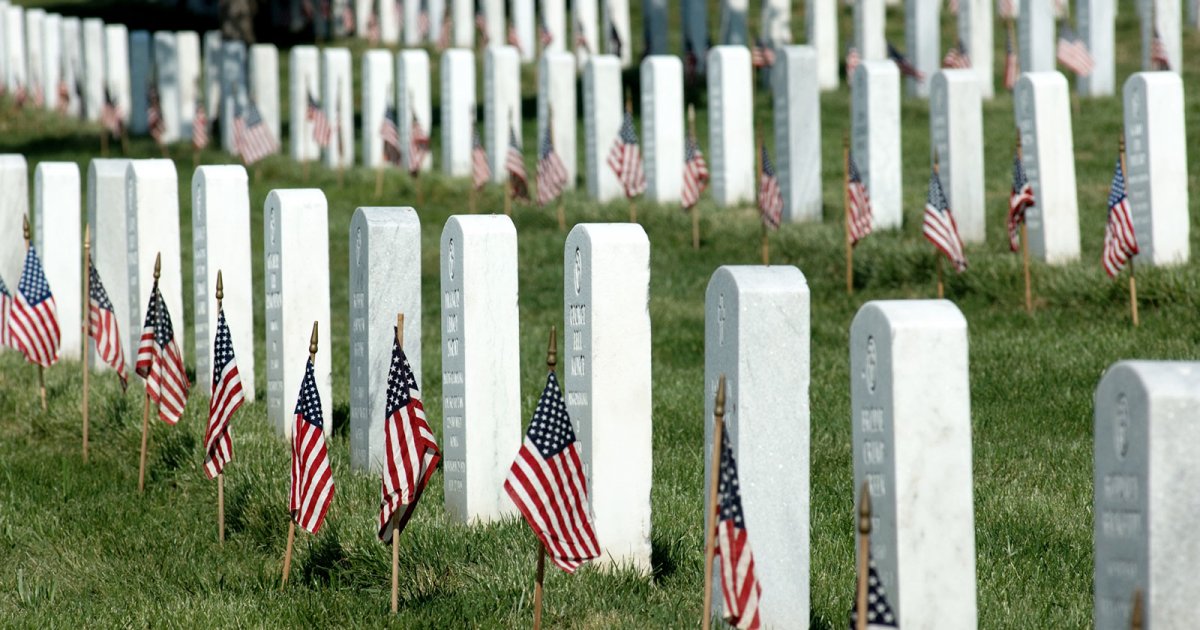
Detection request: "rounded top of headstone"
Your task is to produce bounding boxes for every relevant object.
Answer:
[0,154,28,169]
[1095,360,1200,404]
[291,44,320,55]
[856,59,901,78]
[321,46,351,61]
[851,299,967,335]
[485,45,521,63]
[932,68,980,89]
[707,45,751,65]
[1123,70,1183,95]
[351,206,420,228]
[34,161,78,180]
[267,188,328,212]
[444,214,515,239]
[400,48,430,63]
[248,41,274,53]
[707,265,808,297]
[364,49,393,64]
[565,222,650,248]
[640,54,682,72]
[88,158,131,180]
[193,164,248,186]
[585,54,622,71]
[1015,71,1069,94]
[540,50,576,67]
[442,48,474,63]
[126,158,178,181]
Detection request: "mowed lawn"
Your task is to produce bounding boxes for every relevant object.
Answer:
[0,1,1199,626]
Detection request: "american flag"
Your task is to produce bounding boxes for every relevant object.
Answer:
[751,38,776,68]
[1056,25,1094,76]
[408,111,431,175]
[0,276,11,349]
[1004,28,1020,90]
[193,99,209,150]
[847,153,873,246]
[608,22,623,58]
[204,308,244,479]
[472,128,491,189]
[923,168,968,272]
[758,144,783,230]
[11,246,61,368]
[539,16,553,46]
[476,13,490,47]
[56,80,70,115]
[377,333,440,541]
[607,111,646,199]
[681,130,709,210]
[418,2,431,38]
[506,126,530,201]
[536,125,569,206]
[997,0,1016,18]
[1102,157,1139,278]
[502,370,600,572]
[341,2,356,35]
[507,23,524,54]
[846,46,861,83]
[1007,151,1035,252]
[887,42,925,81]
[234,100,279,165]
[307,92,332,148]
[135,284,190,425]
[942,39,971,69]
[847,555,899,629]
[88,261,128,390]
[291,356,335,534]
[437,11,453,50]
[947,0,959,14]
[1150,28,1170,70]
[147,85,165,145]
[715,422,763,629]
[574,18,591,53]
[101,89,123,137]
[366,11,380,44]
[31,79,44,109]
[381,105,402,165]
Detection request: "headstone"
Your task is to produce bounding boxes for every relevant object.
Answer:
[322,48,354,169]
[152,32,182,143]
[1019,0,1055,72]
[851,61,902,230]
[703,265,810,626]
[40,13,61,112]
[193,166,256,402]
[289,45,320,163]
[60,17,82,118]
[440,215,521,524]
[380,0,400,44]
[1014,72,1080,264]
[854,0,886,60]
[574,0,599,68]
[807,0,839,89]
[264,189,331,437]
[33,163,80,360]
[82,19,104,121]
[640,55,683,204]
[452,0,473,47]
[427,0,446,45]
[349,207,421,471]
[361,50,393,170]
[582,55,622,201]
[718,0,749,45]
[85,159,129,370]
[483,46,520,183]
[707,46,755,207]
[959,0,994,99]
[248,43,280,153]
[930,70,985,243]
[1079,0,1113,96]
[403,0,422,45]
[24,9,43,105]
[203,31,222,122]
[397,49,432,173]
[177,32,201,141]
[354,0,371,35]
[603,0,633,66]
[0,2,7,89]
[4,6,25,94]
[644,0,669,55]
[129,31,152,135]
[683,0,707,74]
[563,223,652,573]
[440,49,475,177]
[220,40,247,153]
[125,160,185,365]
[1143,0,1180,72]
[538,52,578,187]
[1093,360,1200,630]
[904,0,939,97]
[1124,72,1188,267]
[542,0,567,53]
[761,0,791,49]
[483,0,505,49]
[103,24,130,126]
[850,299,977,628]
[0,156,27,315]
[774,46,822,223]
[513,0,535,62]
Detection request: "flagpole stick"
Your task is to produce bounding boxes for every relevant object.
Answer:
[23,218,48,412]
[216,271,225,543]
[100,129,109,157]
[629,199,637,223]
[138,253,162,493]
[1131,589,1143,630]
[701,375,727,630]
[82,224,91,461]
[283,321,318,588]
[855,481,871,630]
[390,312,405,613]
[844,138,854,295]
[1119,133,1138,327]
[532,326,557,630]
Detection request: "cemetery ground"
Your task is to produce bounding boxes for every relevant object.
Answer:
[1,9,1200,630]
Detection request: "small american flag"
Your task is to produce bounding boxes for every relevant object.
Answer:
[507,23,524,54]
[758,145,783,230]
[13,82,27,109]
[997,0,1016,18]
[607,111,646,199]
[681,130,709,210]
[847,153,873,246]
[887,42,925,82]
[377,333,440,541]
[408,111,431,175]
[608,22,623,58]
[947,0,959,14]
[506,126,530,201]
[536,125,569,206]
[472,128,491,189]
[366,11,380,44]
[11,246,61,368]
[0,276,11,349]
[193,99,210,151]
[56,80,70,115]
[1102,157,1138,278]
[291,356,335,534]
[101,89,123,137]
[31,79,44,109]
[307,92,332,148]
[1150,28,1170,70]
[87,261,128,389]
[476,13,490,47]
[204,308,244,479]
[235,100,279,166]
[539,16,553,46]
[942,39,971,69]
[846,46,861,83]
[1004,28,1020,90]
[147,85,165,145]
[437,11,453,50]
[575,18,591,53]
[381,105,402,165]
[715,422,763,629]
[847,555,898,629]
[923,168,968,272]
[502,370,600,572]
[1007,151,1035,252]
[751,38,776,68]
[136,283,190,425]
[341,2,356,35]
[1056,25,1094,76]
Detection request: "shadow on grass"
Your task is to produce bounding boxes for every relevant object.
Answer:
[649,536,679,583]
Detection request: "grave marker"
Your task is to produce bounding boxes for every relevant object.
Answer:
[483,46,520,183]
[220,40,247,153]
[177,32,201,141]
[930,70,985,243]
[129,30,152,135]
[452,0,474,47]
[762,0,791,50]
[851,60,902,229]
[718,0,748,45]
[774,46,822,222]
[60,16,82,118]
[203,31,222,123]
[397,49,432,173]
[103,25,130,127]
[85,159,129,370]
[361,50,393,170]
[644,0,669,55]
[904,0,939,97]
[24,9,44,108]
[583,55,621,201]
[4,5,25,94]
[854,0,885,60]
[707,46,755,207]
[1079,0,1114,96]
[1123,72,1188,267]
[574,0,599,68]
[1142,0,1180,72]
[33,163,80,360]
[322,48,354,169]
[537,52,578,186]
[440,49,475,177]
[125,160,185,365]
[483,0,504,49]
[83,19,105,122]
[380,0,400,44]
[0,156,27,324]
[1019,0,1055,72]
[512,0,535,62]
[640,55,683,203]
[40,13,61,112]
[248,43,280,153]
[288,46,320,163]
[959,0,995,99]
[542,0,566,53]
[808,0,839,89]
[603,0,633,66]
[1015,72,1080,264]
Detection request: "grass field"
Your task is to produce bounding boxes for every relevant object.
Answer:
[1,1,1199,626]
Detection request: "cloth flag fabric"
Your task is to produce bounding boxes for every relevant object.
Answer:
[204,309,244,479]
[136,284,190,424]
[539,16,553,46]
[607,111,646,198]
[381,105,402,165]
[681,130,709,210]
[1007,151,1035,252]
[101,89,123,137]
[87,261,128,389]
[847,154,873,246]
[11,246,60,367]
[472,128,491,189]
[751,38,776,68]
[942,39,971,68]
[476,13,490,47]
[608,23,623,58]
[1102,157,1139,278]
[503,370,601,573]
[193,99,209,150]
[0,276,11,349]
[291,357,335,534]
[887,42,925,81]
[507,24,524,54]
[1150,29,1170,70]
[506,126,530,201]
[922,168,968,272]
[847,555,899,629]
[846,46,861,83]
[147,86,165,144]
[1056,26,1094,76]
[437,12,453,50]
[574,18,591,53]
[1004,28,1020,90]
[715,422,763,630]
[307,92,332,148]
[536,126,569,206]
[408,112,431,175]
[234,100,278,165]
[377,334,441,541]
[758,145,783,230]
[56,80,70,115]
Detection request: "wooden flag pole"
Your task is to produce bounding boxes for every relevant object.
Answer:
[1016,136,1033,313]
[1119,133,1139,327]
[23,217,48,412]
[933,154,944,299]
[82,224,91,461]
[688,104,701,250]
[844,137,854,295]
[757,139,768,265]
[283,322,319,588]
[701,375,727,630]
[531,325,557,629]
[138,253,162,493]
[1130,588,1143,630]
[216,270,225,544]
[855,481,872,630]
[302,160,310,181]
[391,312,405,613]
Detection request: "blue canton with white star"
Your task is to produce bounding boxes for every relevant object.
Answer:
[385,331,419,417]
[526,372,576,459]
[618,112,639,146]
[1012,153,1028,190]
[1108,158,1127,209]
[760,145,776,178]
[927,170,949,215]
[19,247,53,305]
[88,263,115,311]
[717,424,747,529]
[294,358,324,429]
[212,310,236,384]
[145,287,176,348]
[848,559,898,628]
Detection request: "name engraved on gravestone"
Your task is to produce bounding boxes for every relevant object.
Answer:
[441,241,465,502]
[1122,72,1189,267]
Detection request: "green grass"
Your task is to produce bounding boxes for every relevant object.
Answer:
[1,2,1199,627]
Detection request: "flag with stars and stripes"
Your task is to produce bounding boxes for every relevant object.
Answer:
[11,246,61,368]
[1056,25,1094,76]
[473,128,491,189]
[147,85,165,145]
[506,125,530,201]
[101,89,123,137]
[758,144,783,230]
[1150,28,1170,70]
[408,111,431,175]
[476,13,490,47]
[942,39,971,68]
[1003,28,1019,90]
[204,308,244,479]
[887,42,925,81]
[847,153,873,246]
[0,275,11,349]
[537,125,569,207]
[437,11,453,50]
[681,129,709,210]
[377,333,441,541]
[507,24,524,55]
[1102,157,1139,278]
[56,79,70,115]
[135,284,190,425]
[291,356,335,534]
[997,0,1016,18]
[1007,151,1035,252]
[607,111,646,199]
[503,370,600,573]
[751,37,776,68]
[234,100,279,165]
[847,555,898,629]
[381,104,402,165]
[307,92,332,148]
[87,261,128,390]
[715,422,763,629]
[193,98,209,150]
[923,168,968,272]
[539,16,553,46]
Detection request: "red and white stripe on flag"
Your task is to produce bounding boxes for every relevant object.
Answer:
[714,423,762,630]
[135,286,190,425]
[607,112,646,198]
[922,171,968,272]
[204,310,244,479]
[1056,33,1095,76]
[377,338,441,541]
[291,358,335,534]
[472,131,491,190]
[681,134,709,210]
[11,246,61,368]
[1102,157,1139,278]
[846,156,873,246]
[88,261,129,389]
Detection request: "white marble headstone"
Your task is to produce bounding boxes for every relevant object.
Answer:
[603,0,633,66]
[582,55,622,201]
[202,31,222,123]
[852,60,902,229]
[125,160,185,365]
[361,50,394,170]
[219,40,247,153]
[930,70,985,243]
[153,32,181,143]
[102,24,129,126]
[808,0,839,89]
[440,49,476,177]
[719,0,749,45]
[542,0,566,53]
[397,49,432,173]
[707,46,755,207]
[40,13,61,112]
[248,43,280,153]
[483,0,504,49]
[289,45,320,163]
[82,20,105,122]
[484,46,520,183]
[33,163,80,360]
[1079,0,1114,96]
[85,159,129,370]
[1019,0,1055,72]
[60,17,82,118]
[774,46,822,223]
[512,0,535,62]
[537,52,578,186]
[1014,72,1080,264]
[640,55,683,204]
[128,31,152,135]
[1123,72,1188,267]
[177,32,201,141]
[1142,0,1180,72]
[574,0,599,68]
[4,6,25,94]
[451,0,473,47]
[959,0,994,99]
[904,0,940,97]
[380,0,400,44]
[854,0,885,60]
[323,48,354,169]
[24,9,44,105]
[644,0,669,55]
[0,155,27,339]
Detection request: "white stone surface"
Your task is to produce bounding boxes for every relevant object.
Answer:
[322,48,354,169]
[192,166,255,402]
[704,265,810,627]
[904,0,939,97]
[640,55,683,203]
[1019,0,1055,72]
[541,0,568,56]
[220,40,247,153]
[1123,72,1189,267]
[203,31,222,123]
[852,61,902,229]
[483,0,504,49]
[397,49,432,173]
[583,55,622,202]
[403,0,422,45]
[125,160,185,366]
[563,223,652,573]
[1143,0,1180,72]
[775,46,822,223]
[289,45,320,163]
[762,0,791,49]
[153,31,182,143]
[854,0,885,60]
[60,17,82,118]
[708,46,755,207]
[719,0,749,45]
[440,215,521,524]
[1093,361,1200,630]
[40,13,61,112]
[603,0,633,66]
[84,20,107,122]
[959,0,994,99]
[361,50,394,170]
[380,0,400,44]
[106,26,131,127]
[574,0,599,68]
[808,0,839,89]
[440,49,476,178]
[682,0,706,74]
[85,159,129,371]
[1014,72,1080,264]
[128,31,152,135]
[24,9,43,105]
[0,156,25,331]
[177,32,201,141]
[248,43,280,153]
[4,6,24,94]
[513,0,535,62]
[349,207,421,471]
[33,163,80,360]
[484,46,520,183]
[452,0,474,47]
[930,70,985,243]
[537,52,578,186]
[850,300,977,629]
[0,3,7,89]
[264,189,331,437]
[1079,0,1114,96]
